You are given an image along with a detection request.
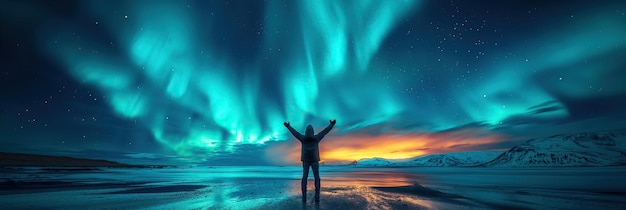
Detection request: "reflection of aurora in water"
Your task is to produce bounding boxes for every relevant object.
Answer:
[3,167,625,209]
[27,0,626,160]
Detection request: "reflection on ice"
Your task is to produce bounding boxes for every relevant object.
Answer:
[322,171,423,187]
[1,166,425,188]
[2,166,626,209]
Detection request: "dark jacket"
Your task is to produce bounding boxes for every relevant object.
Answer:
[286,124,334,162]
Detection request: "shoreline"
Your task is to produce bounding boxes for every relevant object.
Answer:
[1,166,626,209]
[3,181,624,209]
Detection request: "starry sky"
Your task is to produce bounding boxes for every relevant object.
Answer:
[1,0,626,165]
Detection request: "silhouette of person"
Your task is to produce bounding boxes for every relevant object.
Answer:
[284,119,336,203]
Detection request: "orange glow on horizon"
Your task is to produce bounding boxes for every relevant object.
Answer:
[320,135,432,161]
[266,129,506,164]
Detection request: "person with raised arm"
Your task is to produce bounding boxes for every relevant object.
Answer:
[284,119,336,203]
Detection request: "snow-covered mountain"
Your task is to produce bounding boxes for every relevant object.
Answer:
[483,130,626,167]
[352,129,626,167]
[356,157,394,167]
[354,151,503,167]
[320,160,357,166]
[397,151,503,167]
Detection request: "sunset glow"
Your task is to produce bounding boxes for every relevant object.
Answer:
[267,129,506,164]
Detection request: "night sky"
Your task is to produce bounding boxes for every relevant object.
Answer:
[1,0,626,165]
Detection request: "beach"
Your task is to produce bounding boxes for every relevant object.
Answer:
[2,166,626,209]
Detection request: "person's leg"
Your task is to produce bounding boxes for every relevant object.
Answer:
[301,161,311,201]
[312,161,320,202]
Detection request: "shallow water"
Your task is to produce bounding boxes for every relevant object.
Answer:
[2,166,626,209]
[4,166,626,190]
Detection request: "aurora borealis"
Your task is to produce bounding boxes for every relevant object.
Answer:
[1,0,626,165]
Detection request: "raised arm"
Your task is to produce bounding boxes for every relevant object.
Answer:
[284,122,304,141]
[315,119,336,141]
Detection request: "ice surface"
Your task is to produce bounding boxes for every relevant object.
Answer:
[2,166,626,209]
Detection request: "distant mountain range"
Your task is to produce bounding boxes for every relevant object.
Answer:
[353,129,626,167]
[0,152,131,167]
[4,129,625,168]
[0,152,132,167]
[483,130,626,167]
[400,151,503,167]
[356,151,502,167]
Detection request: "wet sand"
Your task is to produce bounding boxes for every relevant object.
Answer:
[2,166,626,209]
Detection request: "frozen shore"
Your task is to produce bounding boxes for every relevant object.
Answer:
[2,166,626,209]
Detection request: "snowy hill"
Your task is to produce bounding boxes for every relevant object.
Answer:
[356,157,394,167]
[0,152,131,167]
[355,151,503,167]
[321,160,357,166]
[352,129,626,167]
[397,151,503,167]
[483,130,626,167]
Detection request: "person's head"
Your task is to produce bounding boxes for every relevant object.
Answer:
[305,124,314,137]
